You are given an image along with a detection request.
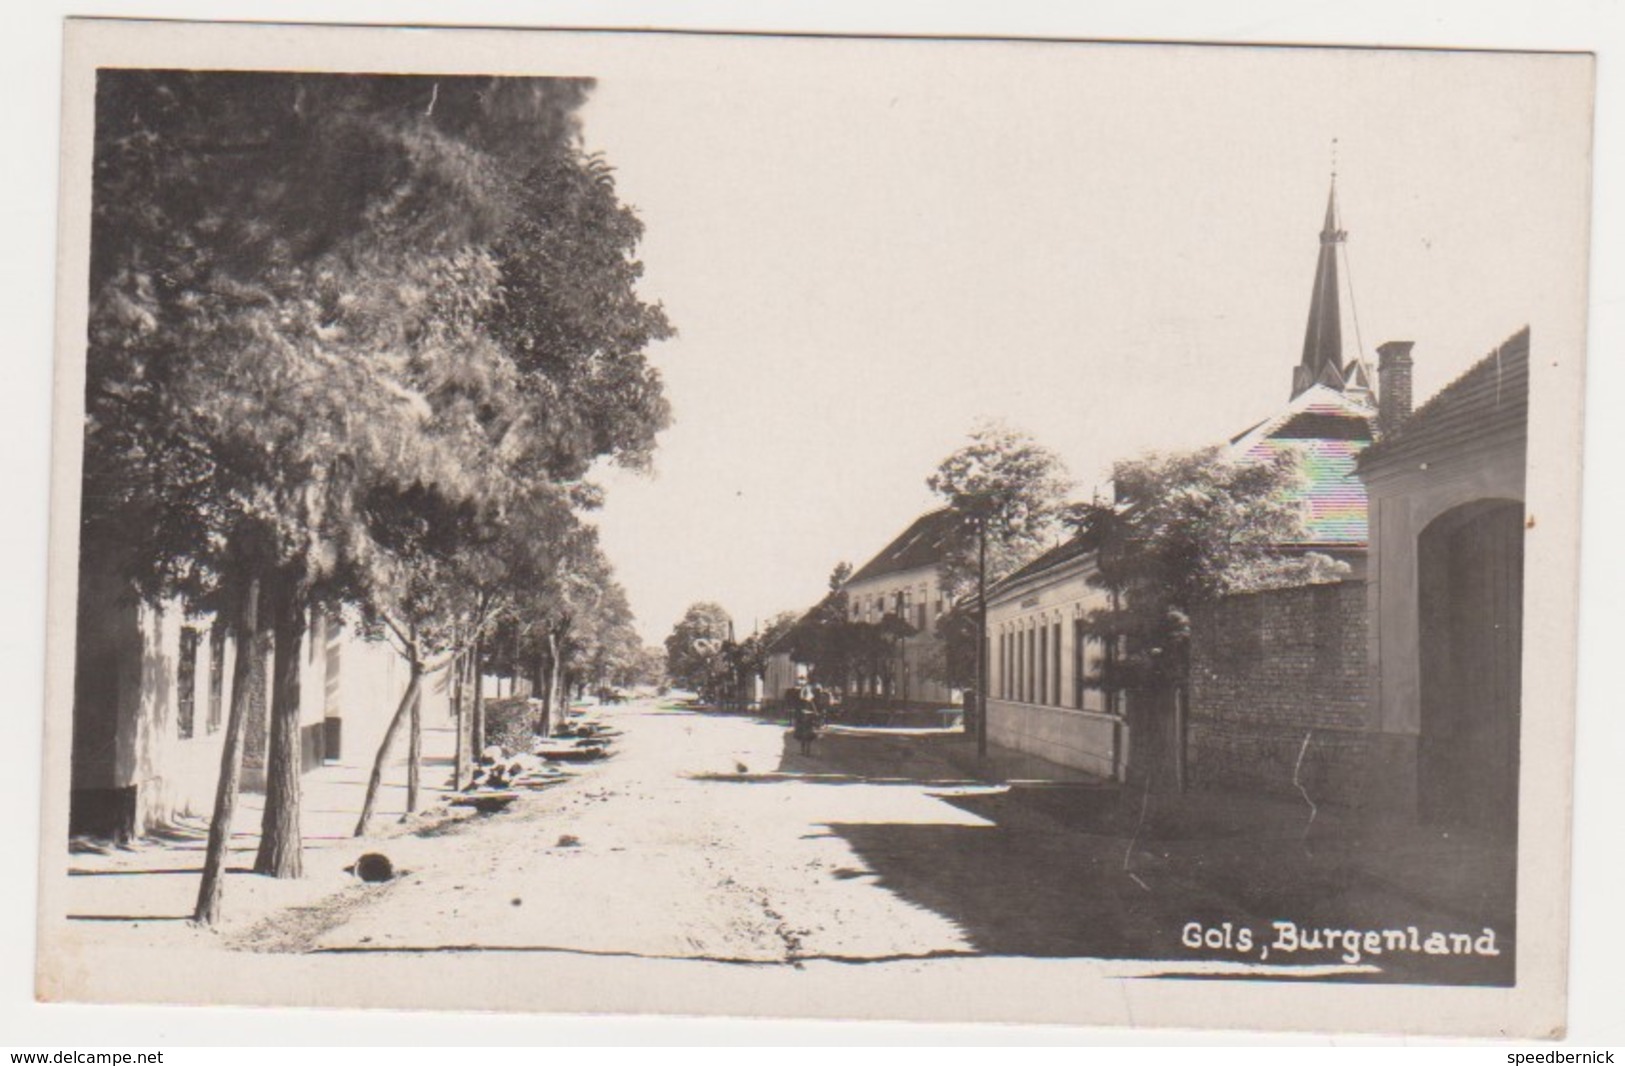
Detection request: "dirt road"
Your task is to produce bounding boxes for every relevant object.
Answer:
[44,696,1516,1025]
[270,700,985,964]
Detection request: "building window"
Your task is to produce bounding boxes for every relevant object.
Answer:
[1014,629,1023,702]
[1010,630,1018,702]
[1030,626,1039,704]
[1073,617,1086,710]
[207,621,227,733]
[1052,621,1062,708]
[176,626,200,740]
[1020,627,1033,705]
[1040,624,1053,708]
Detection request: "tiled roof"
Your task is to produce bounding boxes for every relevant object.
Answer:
[1358,328,1530,472]
[765,592,835,654]
[1230,383,1375,548]
[845,507,963,585]
[1238,436,1370,545]
[985,534,1094,603]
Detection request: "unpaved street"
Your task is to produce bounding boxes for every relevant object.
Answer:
[256,695,1513,990]
[46,696,1516,1023]
[282,699,984,965]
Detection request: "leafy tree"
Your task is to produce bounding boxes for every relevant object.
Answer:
[708,610,799,710]
[1068,446,1308,692]
[919,601,978,692]
[927,421,1071,753]
[664,603,734,698]
[83,72,672,907]
[757,610,802,657]
[89,72,591,882]
[623,646,669,690]
[348,483,497,833]
[562,575,638,702]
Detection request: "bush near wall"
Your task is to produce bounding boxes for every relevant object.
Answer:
[1188,580,1373,806]
[483,696,541,754]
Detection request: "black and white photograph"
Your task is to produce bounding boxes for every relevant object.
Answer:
[28,17,1595,1038]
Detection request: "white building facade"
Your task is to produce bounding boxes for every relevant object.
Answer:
[983,541,1128,780]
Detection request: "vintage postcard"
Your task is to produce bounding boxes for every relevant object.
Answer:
[36,19,1593,1037]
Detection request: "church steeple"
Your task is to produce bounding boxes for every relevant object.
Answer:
[1292,179,1348,398]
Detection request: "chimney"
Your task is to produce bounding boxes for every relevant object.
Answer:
[1377,340,1415,437]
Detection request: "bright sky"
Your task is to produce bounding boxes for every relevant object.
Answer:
[577,38,1593,644]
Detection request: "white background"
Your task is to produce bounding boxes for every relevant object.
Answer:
[2,0,1620,1048]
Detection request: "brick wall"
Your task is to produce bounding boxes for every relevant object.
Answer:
[1188,580,1374,806]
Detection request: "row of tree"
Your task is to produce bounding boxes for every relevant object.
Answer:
[82,72,672,923]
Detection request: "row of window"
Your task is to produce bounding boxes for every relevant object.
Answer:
[848,586,947,629]
[994,617,1109,712]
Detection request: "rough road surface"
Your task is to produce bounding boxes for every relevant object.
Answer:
[45,697,1515,1025]
[285,700,983,965]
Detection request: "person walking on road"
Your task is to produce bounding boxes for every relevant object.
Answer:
[790,680,818,756]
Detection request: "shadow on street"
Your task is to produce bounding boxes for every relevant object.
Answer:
[701,722,1519,985]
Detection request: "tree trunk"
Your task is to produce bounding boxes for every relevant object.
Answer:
[451,649,466,792]
[538,647,554,732]
[471,634,485,757]
[511,627,522,698]
[543,629,563,739]
[254,570,307,879]
[240,612,272,782]
[406,672,423,814]
[193,577,260,927]
[355,662,424,837]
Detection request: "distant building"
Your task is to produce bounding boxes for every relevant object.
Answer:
[764,508,962,709]
[761,596,826,706]
[838,507,961,706]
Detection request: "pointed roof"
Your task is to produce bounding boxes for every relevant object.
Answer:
[1230,383,1376,547]
[1293,181,1347,399]
[764,591,837,655]
[983,533,1096,607]
[844,507,961,585]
